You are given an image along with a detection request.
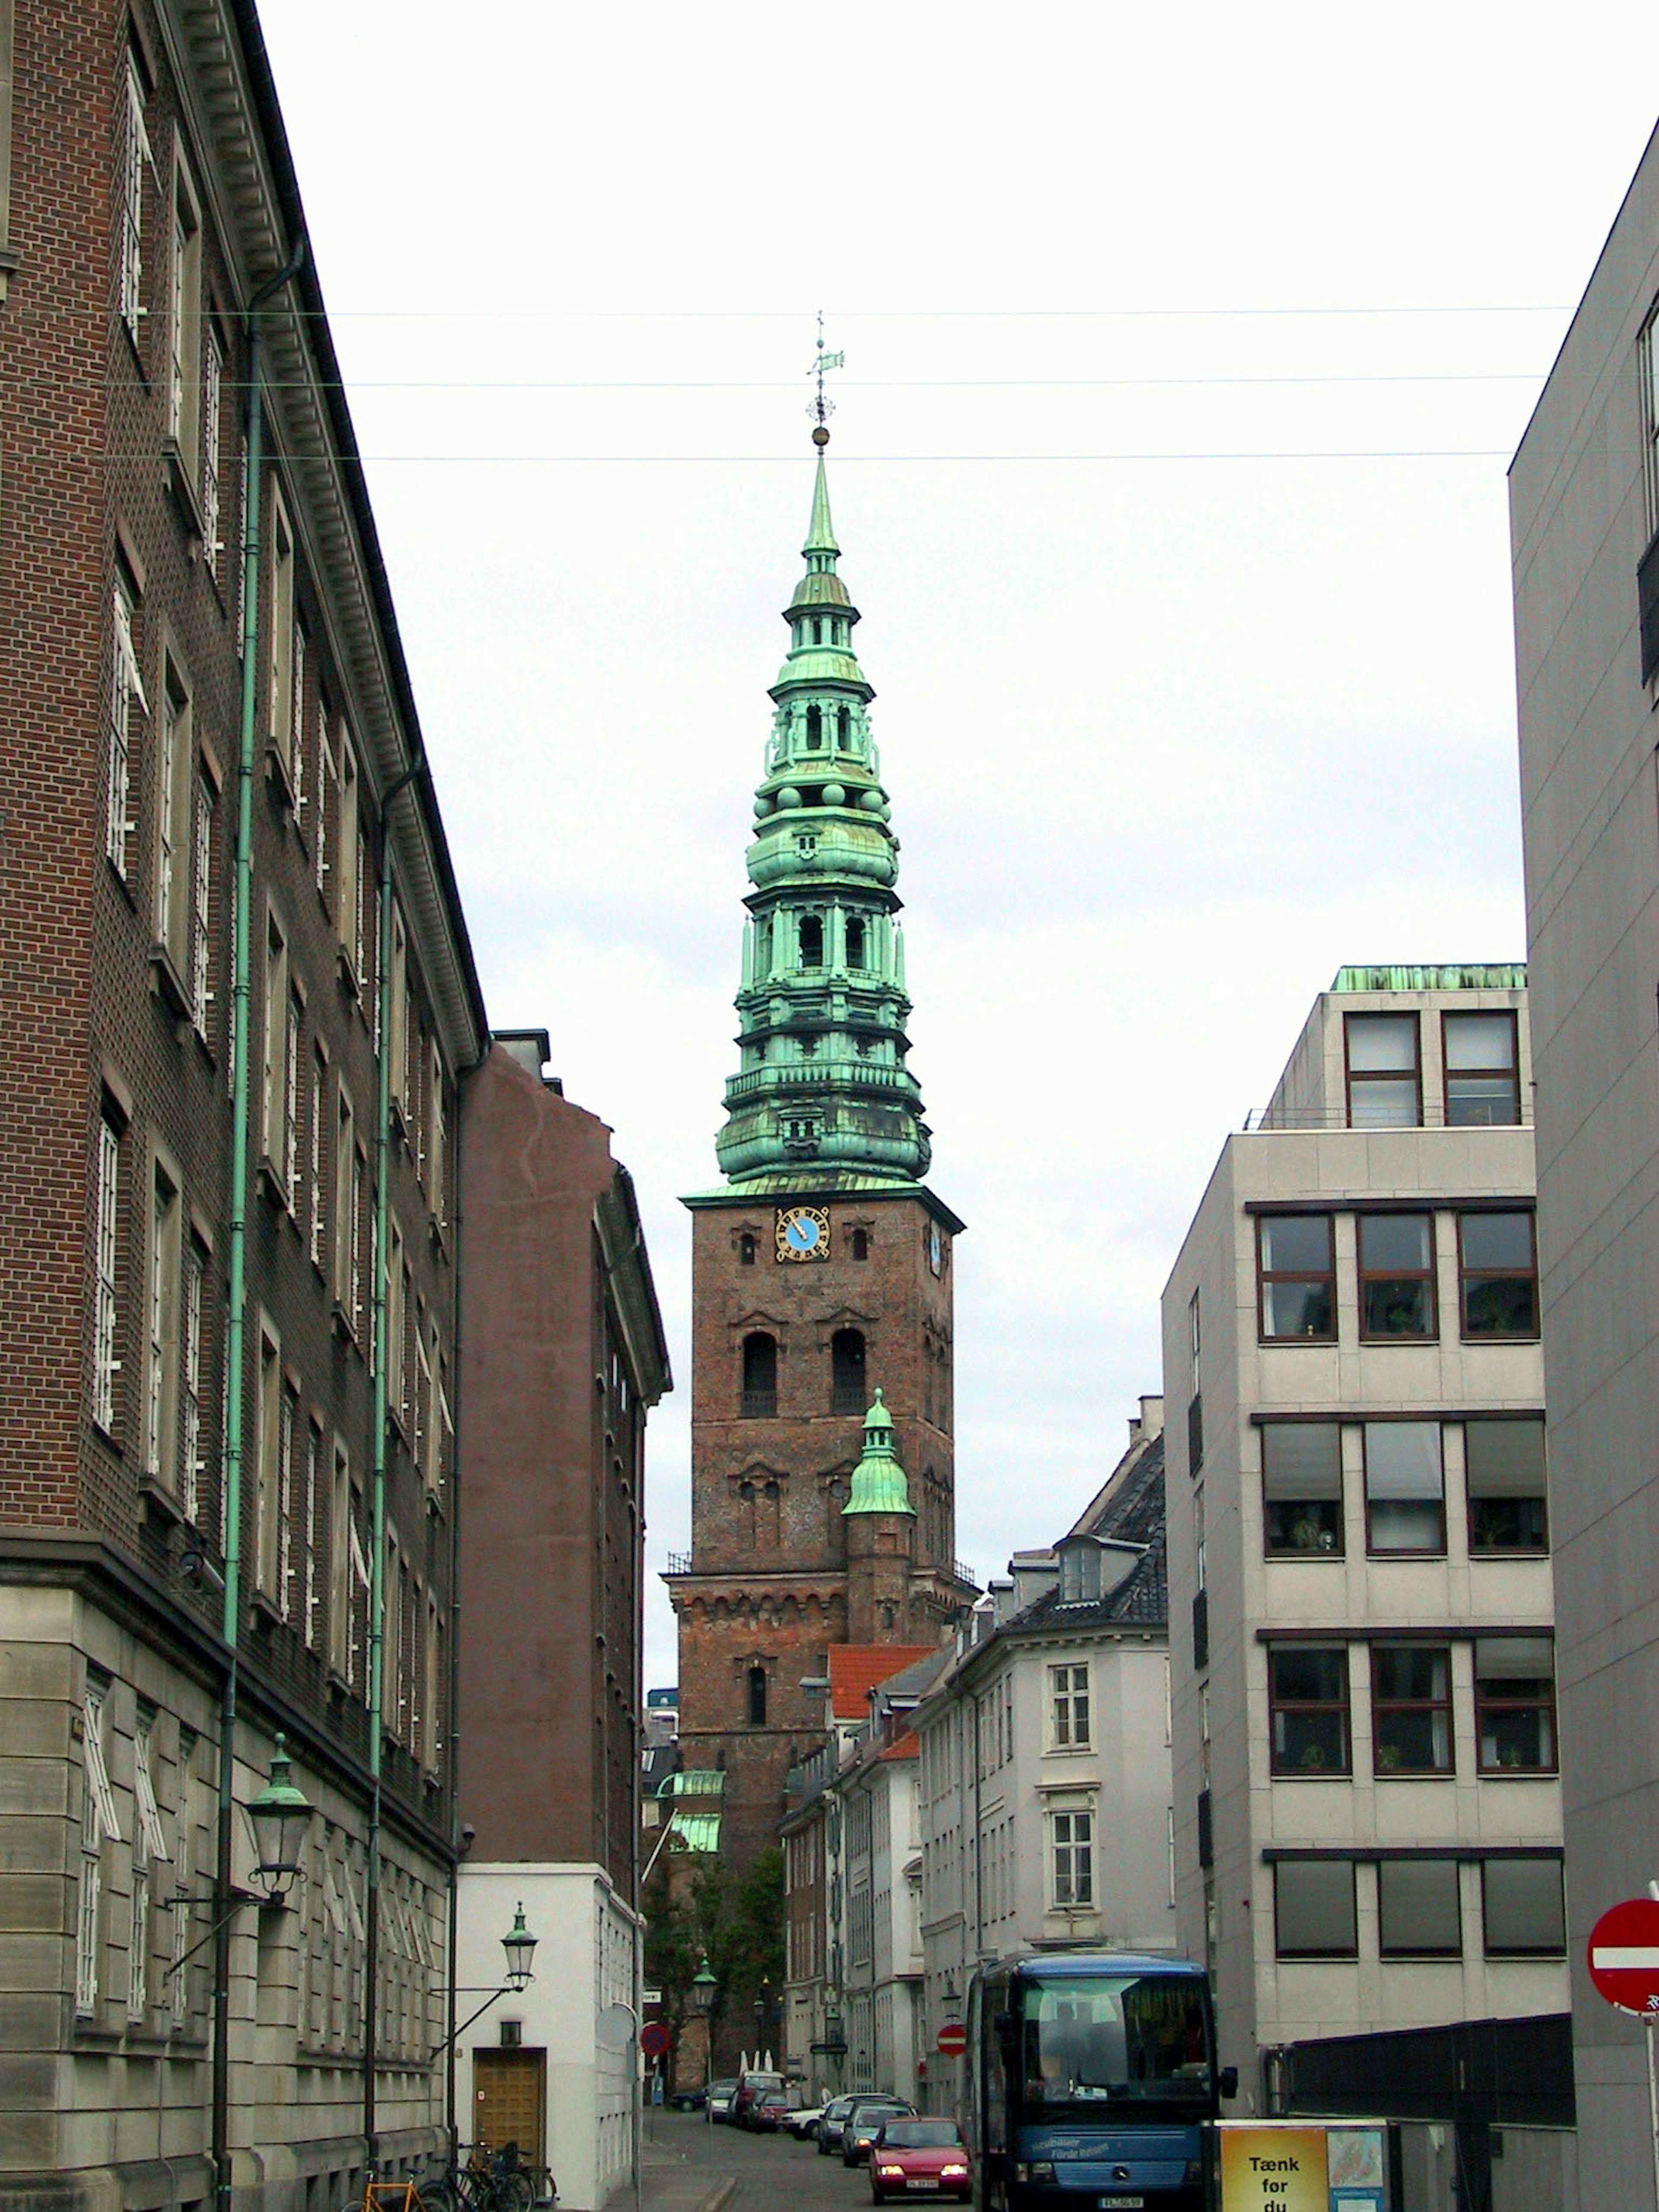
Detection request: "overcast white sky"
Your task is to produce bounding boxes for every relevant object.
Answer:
[260,0,1656,1691]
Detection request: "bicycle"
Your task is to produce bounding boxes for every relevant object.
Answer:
[409,2139,548,2212]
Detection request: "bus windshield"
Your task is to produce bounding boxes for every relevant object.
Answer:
[1021,1974,1210,2107]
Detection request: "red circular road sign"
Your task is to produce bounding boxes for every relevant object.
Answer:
[640,2021,671,2058]
[1587,1898,1659,2016]
[937,2021,968,2056]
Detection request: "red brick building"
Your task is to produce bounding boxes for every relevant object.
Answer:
[668,443,974,2063]
[0,3,486,2206]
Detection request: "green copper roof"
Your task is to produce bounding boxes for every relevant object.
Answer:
[665,1811,721,1854]
[843,1389,915,1518]
[711,450,932,1189]
[1332,963,1526,995]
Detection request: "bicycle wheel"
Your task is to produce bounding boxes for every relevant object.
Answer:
[499,2172,533,2212]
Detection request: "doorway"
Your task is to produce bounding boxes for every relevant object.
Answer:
[472,2047,547,2165]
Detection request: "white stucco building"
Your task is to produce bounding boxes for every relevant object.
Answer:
[1162,970,1565,2123]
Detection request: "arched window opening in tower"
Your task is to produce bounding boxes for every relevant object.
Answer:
[741,1332,777,1417]
[806,704,822,750]
[813,619,823,645]
[755,918,771,975]
[832,1328,867,1415]
[799,914,823,968]
[748,1666,768,1726]
[851,1228,869,1262]
[740,1233,756,1267]
[838,706,851,747]
[845,916,866,969]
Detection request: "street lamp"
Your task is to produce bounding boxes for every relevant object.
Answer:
[245,1734,313,1904]
[502,1902,537,1992]
[692,1955,717,2097]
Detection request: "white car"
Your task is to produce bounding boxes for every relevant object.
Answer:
[784,2104,826,2140]
[705,2079,739,2125]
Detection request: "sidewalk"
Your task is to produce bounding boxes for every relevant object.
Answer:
[636,2136,737,2212]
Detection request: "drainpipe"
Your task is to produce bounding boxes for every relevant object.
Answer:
[214,236,305,2212]
[364,739,426,2171]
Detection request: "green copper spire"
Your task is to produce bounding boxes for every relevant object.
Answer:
[842,1389,915,1518]
[713,447,932,1186]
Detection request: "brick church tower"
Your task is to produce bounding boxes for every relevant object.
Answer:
[669,425,975,1907]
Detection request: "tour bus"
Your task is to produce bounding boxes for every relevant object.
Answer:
[962,1951,1236,2210]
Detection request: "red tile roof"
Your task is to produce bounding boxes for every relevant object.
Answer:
[828,1644,937,1721]
[880,1729,921,1763]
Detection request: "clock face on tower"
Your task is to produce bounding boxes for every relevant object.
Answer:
[776,1205,830,1262]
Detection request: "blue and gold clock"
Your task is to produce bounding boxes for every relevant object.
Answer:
[776,1205,831,1263]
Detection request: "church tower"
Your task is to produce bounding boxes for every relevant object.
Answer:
[670,429,973,1884]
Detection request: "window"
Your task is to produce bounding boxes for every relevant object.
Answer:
[1050,1809,1093,1907]
[741,1332,777,1417]
[144,1157,182,1487]
[92,1109,122,1435]
[798,913,823,968]
[1475,1638,1556,1773]
[384,1527,403,1736]
[129,1719,168,2021]
[1644,309,1659,682]
[851,1227,869,1260]
[1262,1421,1343,1554]
[388,1219,407,1427]
[1274,1859,1357,1958]
[155,656,194,973]
[429,1039,447,1224]
[739,1232,755,1265]
[1466,1418,1548,1552]
[1189,1288,1201,1364]
[189,775,213,1032]
[1372,1646,1452,1773]
[1187,1391,1204,1473]
[180,1237,205,1522]
[201,325,223,570]
[1257,1215,1335,1340]
[106,574,145,877]
[1364,1421,1444,1554]
[77,1684,122,2015]
[1268,1646,1350,1775]
[388,904,409,1109]
[1049,1663,1090,1749]
[1482,1858,1565,1956]
[1357,1212,1436,1338]
[169,155,203,478]
[1443,1011,1520,1127]
[845,915,865,967]
[1458,1211,1538,1337]
[119,56,147,342]
[261,912,290,1187]
[254,1322,282,1601]
[168,1760,194,2028]
[303,1420,322,1650]
[334,1084,357,1325]
[329,1443,353,1678]
[267,486,296,773]
[831,1327,866,1414]
[747,1666,767,1725]
[308,1046,327,1269]
[1344,1012,1421,1127]
[1379,1859,1462,1958]
[337,735,359,969]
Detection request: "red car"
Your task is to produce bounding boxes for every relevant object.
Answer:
[868,2117,973,2202]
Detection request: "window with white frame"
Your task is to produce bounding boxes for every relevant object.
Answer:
[1049,1662,1090,1749]
[337,734,359,967]
[328,1442,352,1679]
[201,324,223,571]
[155,654,193,971]
[429,1039,446,1224]
[92,1108,123,1436]
[388,903,409,1110]
[180,1235,205,1522]
[254,1320,281,1601]
[1643,302,1659,536]
[119,55,148,343]
[128,1716,168,2021]
[284,985,301,1199]
[189,773,213,1033]
[303,1418,322,1650]
[425,1590,443,1774]
[384,1526,403,1738]
[388,1219,406,1426]
[290,623,308,830]
[144,1154,181,1489]
[107,573,145,876]
[77,1683,122,2014]
[277,1378,296,1621]
[168,1754,194,2028]
[334,1081,355,1319]
[315,704,335,903]
[267,486,296,775]
[1049,1805,1093,1907]
[261,911,290,1186]
[308,1043,327,1270]
[168,153,203,476]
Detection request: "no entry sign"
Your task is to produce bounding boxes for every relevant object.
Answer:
[1587,1897,1659,2016]
[937,2021,967,2056]
[640,2021,670,2058]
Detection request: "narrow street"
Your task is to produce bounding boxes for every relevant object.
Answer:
[641,2110,892,2212]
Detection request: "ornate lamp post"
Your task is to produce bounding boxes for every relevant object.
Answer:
[691,1955,717,2098]
[245,1735,313,1903]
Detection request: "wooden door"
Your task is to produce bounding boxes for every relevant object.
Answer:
[472,2048,546,2166]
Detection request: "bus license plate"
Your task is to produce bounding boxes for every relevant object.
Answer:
[1100,2199,1145,2209]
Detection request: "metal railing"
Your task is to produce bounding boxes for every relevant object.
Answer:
[955,1560,977,1589]
[741,1389,777,1419]
[1243,1102,1532,1133]
[664,1551,691,1575]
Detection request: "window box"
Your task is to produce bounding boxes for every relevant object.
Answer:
[1466,1418,1548,1553]
[1458,1211,1539,1337]
[1475,1637,1556,1773]
[1364,1422,1445,1554]
[1274,1859,1357,1958]
[1269,1646,1350,1775]
[1258,1215,1335,1341]
[1263,1421,1343,1554]
[1345,1012,1421,1128]
[1357,1213,1436,1340]
[1372,1646,1453,1773]
[1443,1011,1521,1127]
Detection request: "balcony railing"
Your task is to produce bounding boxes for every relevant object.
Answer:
[1243,1101,1532,1133]
[741,1389,777,1419]
[831,1381,867,1414]
[955,1559,978,1590]
[665,1551,692,1575]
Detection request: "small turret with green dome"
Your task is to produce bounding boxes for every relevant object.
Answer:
[842,1389,914,1518]
[714,422,931,1187]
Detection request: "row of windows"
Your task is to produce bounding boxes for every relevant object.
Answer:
[1267,1637,1555,1778]
[1255,1209,1537,1343]
[739,1225,871,1262]
[76,1682,199,2025]
[1256,1415,1547,1557]
[753,907,878,976]
[739,1327,950,1424]
[1341,1010,1522,1129]
[1274,1855,1564,1961]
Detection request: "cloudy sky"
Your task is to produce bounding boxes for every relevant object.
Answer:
[260,0,1657,1689]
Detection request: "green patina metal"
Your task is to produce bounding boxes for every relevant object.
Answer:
[1332,963,1527,995]
[664,1812,722,1854]
[713,453,931,1186]
[843,1388,915,1518]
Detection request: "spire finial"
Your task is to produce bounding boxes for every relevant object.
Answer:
[808,309,843,450]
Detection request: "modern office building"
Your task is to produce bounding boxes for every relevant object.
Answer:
[1511,111,1659,2212]
[454,1033,670,2212]
[0,2,487,2206]
[1162,973,1565,2174]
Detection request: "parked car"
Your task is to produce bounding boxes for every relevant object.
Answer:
[843,2098,918,2166]
[667,2087,706,2112]
[749,2085,802,2131]
[785,2102,826,2139]
[817,2096,859,2155]
[731,2070,786,2129]
[868,2117,973,2203]
[704,2078,739,2124]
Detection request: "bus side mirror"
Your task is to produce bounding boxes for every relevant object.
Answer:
[1218,2066,1239,2099]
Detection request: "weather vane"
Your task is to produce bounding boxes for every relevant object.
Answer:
[808,309,844,448]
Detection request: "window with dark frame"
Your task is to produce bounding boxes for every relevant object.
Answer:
[1475,1637,1556,1773]
[1274,1859,1357,1958]
[1458,1211,1538,1337]
[1443,1011,1521,1127]
[851,1227,869,1261]
[1641,307,1659,684]
[1262,1422,1343,1554]
[1357,1212,1437,1339]
[1364,1421,1444,1554]
[1258,1214,1335,1341]
[739,1232,756,1266]
[798,914,823,968]
[830,1327,866,1414]
[1465,1418,1548,1552]
[1344,1012,1421,1128]
[1482,1858,1566,1956]
[1268,1646,1351,1775]
[747,1666,767,1726]
[741,1332,777,1417]
[1372,1646,1453,1774]
[1379,1859,1462,1958]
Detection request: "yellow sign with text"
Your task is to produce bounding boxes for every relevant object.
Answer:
[1219,2126,1330,2212]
